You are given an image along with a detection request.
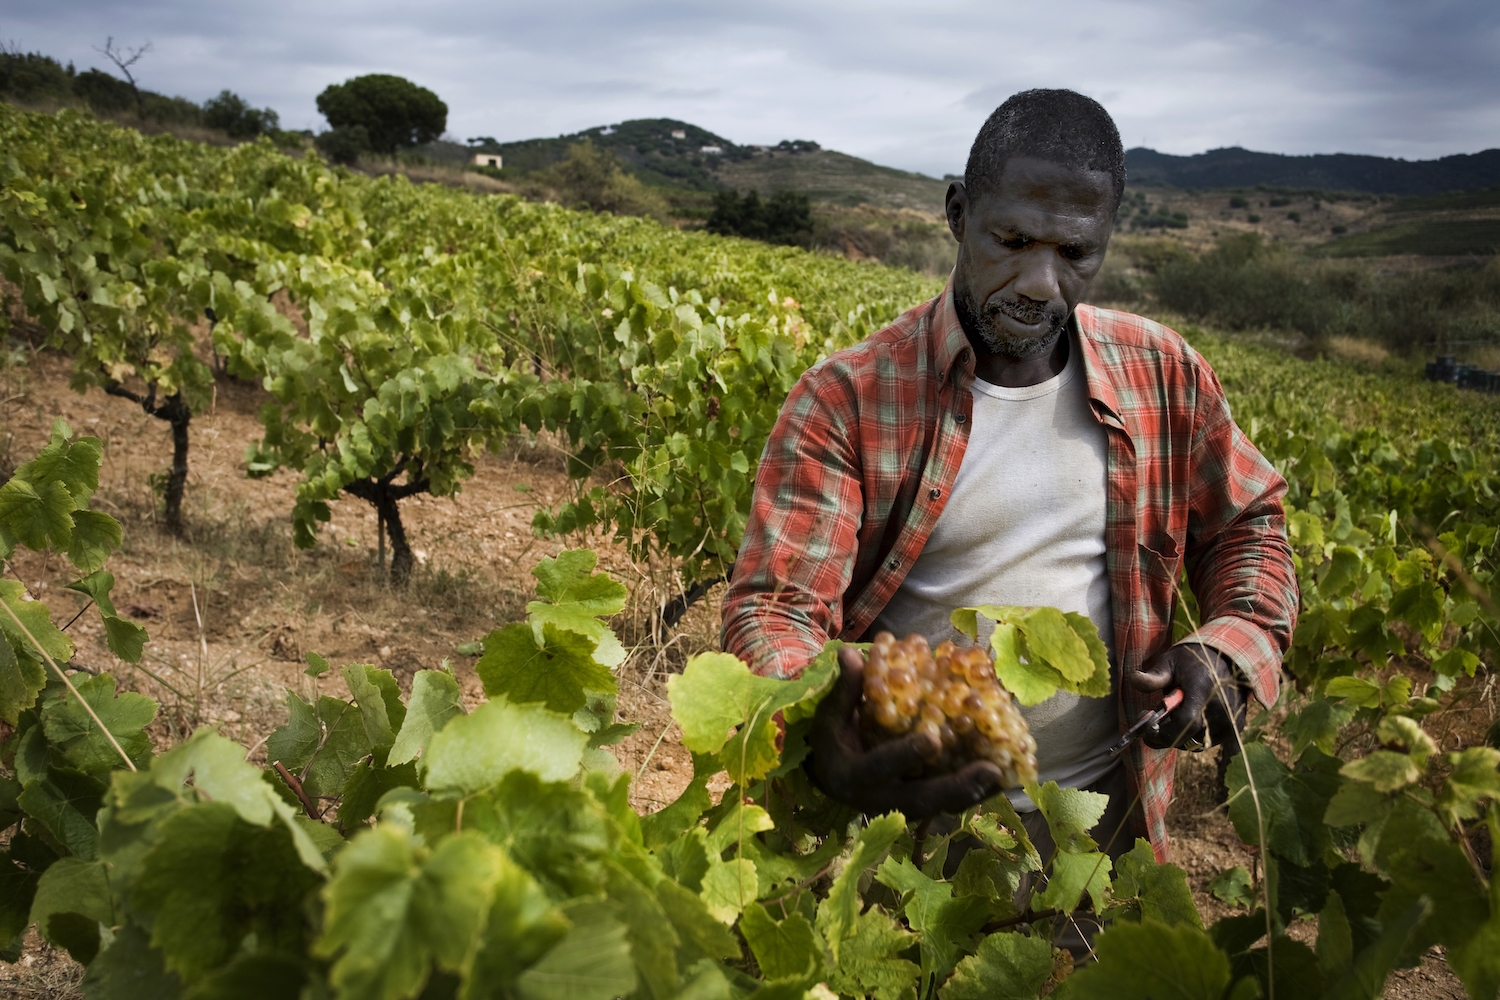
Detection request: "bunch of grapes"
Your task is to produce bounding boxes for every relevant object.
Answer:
[860,631,1038,787]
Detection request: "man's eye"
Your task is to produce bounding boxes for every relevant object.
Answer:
[1060,245,1087,261]
[1000,236,1031,250]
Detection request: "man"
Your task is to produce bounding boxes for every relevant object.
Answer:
[720,89,1297,863]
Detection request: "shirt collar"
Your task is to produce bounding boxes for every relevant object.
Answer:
[930,278,1123,430]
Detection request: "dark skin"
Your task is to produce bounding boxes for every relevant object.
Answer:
[807,157,1247,818]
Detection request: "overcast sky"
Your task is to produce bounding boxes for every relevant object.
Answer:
[7,1,1498,178]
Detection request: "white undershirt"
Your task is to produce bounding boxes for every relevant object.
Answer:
[872,339,1117,810]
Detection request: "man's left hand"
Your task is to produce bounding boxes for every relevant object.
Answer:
[1128,643,1244,751]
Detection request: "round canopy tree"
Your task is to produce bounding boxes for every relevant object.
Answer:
[315,74,447,154]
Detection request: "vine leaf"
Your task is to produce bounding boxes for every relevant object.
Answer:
[477,621,613,715]
[28,857,112,964]
[938,927,1052,1000]
[389,669,465,766]
[828,907,920,1000]
[817,811,905,960]
[316,827,503,999]
[526,549,628,668]
[40,672,156,773]
[1058,920,1232,999]
[422,698,587,796]
[667,650,835,786]
[740,902,825,982]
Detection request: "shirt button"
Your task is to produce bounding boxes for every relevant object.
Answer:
[955,413,967,424]
[928,487,941,500]
[888,558,901,570]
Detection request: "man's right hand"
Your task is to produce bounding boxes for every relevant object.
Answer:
[806,646,1005,819]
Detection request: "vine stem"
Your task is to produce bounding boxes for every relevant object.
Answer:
[0,596,137,771]
[273,760,319,820]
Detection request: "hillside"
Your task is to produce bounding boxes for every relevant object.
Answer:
[1126,145,1500,195]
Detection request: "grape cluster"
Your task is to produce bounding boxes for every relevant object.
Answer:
[860,632,1039,787]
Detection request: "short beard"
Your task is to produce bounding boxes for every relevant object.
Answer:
[955,285,1068,361]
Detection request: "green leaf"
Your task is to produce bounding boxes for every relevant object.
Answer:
[66,508,122,573]
[602,861,681,1000]
[1225,745,1340,867]
[667,651,835,786]
[817,811,904,960]
[41,672,156,772]
[342,663,406,748]
[1111,839,1201,927]
[939,927,1052,1000]
[1327,900,1429,1000]
[457,772,613,898]
[0,579,74,665]
[1341,751,1421,793]
[16,424,101,504]
[699,857,757,923]
[289,696,372,800]
[875,857,990,977]
[1057,920,1231,1000]
[18,766,104,859]
[389,668,465,766]
[1439,747,1500,822]
[1209,866,1256,909]
[0,476,76,551]
[827,907,919,1000]
[316,827,505,1000]
[102,614,147,663]
[0,626,47,726]
[952,607,1109,705]
[131,802,321,981]
[264,689,320,773]
[526,549,628,669]
[740,902,824,982]
[339,758,419,835]
[477,621,614,715]
[1316,890,1352,977]
[1037,850,1113,915]
[423,697,588,796]
[29,856,111,963]
[150,728,328,871]
[81,922,184,1000]
[305,652,331,678]
[461,853,569,1000]
[66,567,120,615]
[1029,781,1109,855]
[655,877,741,964]
[514,900,638,1000]
[0,852,40,948]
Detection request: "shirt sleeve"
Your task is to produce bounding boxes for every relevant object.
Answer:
[721,363,866,678]
[1179,360,1299,708]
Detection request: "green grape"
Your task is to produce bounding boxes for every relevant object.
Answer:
[860,632,1038,787]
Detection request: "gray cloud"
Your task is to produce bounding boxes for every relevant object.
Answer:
[4,0,1496,178]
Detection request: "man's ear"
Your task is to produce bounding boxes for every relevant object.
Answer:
[945,181,968,243]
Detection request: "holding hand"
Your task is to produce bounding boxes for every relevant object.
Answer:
[1128,642,1246,751]
[807,646,1005,819]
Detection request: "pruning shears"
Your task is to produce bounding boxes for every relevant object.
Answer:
[1107,688,1184,758]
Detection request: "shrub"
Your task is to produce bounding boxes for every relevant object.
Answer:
[707,188,814,246]
[1247,213,1261,223]
[531,141,670,220]
[1229,196,1248,209]
[202,89,280,139]
[1287,211,1302,223]
[315,125,370,165]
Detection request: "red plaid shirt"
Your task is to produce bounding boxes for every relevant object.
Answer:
[722,279,1298,859]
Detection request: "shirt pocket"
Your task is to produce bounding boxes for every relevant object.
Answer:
[1138,531,1184,656]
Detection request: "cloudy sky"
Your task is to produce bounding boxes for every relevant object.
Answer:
[6,1,1498,178]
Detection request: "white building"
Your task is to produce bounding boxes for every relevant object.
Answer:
[671,129,686,139]
[700,145,723,155]
[471,152,502,169]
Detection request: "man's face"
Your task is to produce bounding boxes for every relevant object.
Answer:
[946,157,1117,360]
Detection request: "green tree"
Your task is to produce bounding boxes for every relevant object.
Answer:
[532,141,669,220]
[314,74,446,155]
[202,90,280,139]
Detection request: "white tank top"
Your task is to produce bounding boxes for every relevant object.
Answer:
[872,338,1117,809]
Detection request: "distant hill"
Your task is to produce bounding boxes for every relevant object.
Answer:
[1126,146,1500,195]
[442,118,949,211]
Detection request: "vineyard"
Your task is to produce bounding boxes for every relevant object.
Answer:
[3,102,1500,999]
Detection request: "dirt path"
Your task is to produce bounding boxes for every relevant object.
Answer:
[0,348,1467,996]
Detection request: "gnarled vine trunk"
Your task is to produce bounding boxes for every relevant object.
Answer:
[345,467,429,586]
[106,385,191,535]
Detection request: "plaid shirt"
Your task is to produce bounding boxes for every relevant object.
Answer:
[722,279,1297,860]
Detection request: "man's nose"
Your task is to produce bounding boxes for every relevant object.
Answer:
[1011,249,1061,306]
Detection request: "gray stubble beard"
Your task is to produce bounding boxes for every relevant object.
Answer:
[955,284,1068,361]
